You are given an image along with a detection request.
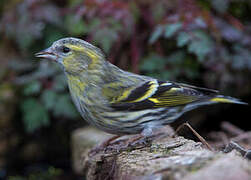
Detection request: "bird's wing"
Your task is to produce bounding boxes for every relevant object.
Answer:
[110,80,217,111]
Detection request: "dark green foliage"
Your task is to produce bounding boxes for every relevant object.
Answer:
[21,98,49,133]
[8,167,62,180]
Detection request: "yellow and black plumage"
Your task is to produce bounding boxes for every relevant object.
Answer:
[35,37,247,137]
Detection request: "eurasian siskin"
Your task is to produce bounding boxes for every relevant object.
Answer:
[35,37,246,138]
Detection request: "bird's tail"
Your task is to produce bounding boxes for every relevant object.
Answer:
[210,95,248,105]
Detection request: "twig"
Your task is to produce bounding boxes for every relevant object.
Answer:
[224,141,251,160]
[175,122,213,151]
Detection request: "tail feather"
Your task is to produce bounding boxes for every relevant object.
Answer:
[210,95,248,105]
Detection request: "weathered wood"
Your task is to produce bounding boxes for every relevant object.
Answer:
[71,127,114,174]
[72,126,251,180]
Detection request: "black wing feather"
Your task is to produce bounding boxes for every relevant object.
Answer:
[110,80,218,111]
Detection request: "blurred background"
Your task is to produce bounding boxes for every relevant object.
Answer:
[0,0,251,179]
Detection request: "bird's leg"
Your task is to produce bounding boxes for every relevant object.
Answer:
[89,135,122,155]
[126,125,173,147]
[101,134,148,153]
[126,127,155,146]
[174,122,213,151]
[112,135,151,152]
[102,129,154,153]
[91,127,169,154]
[130,134,154,146]
[120,127,165,148]
[101,135,123,147]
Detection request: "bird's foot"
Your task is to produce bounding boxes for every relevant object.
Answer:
[88,135,122,156]
[124,134,150,147]
[103,134,151,153]
[89,129,168,155]
[105,131,168,153]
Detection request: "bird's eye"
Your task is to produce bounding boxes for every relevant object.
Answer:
[62,46,71,54]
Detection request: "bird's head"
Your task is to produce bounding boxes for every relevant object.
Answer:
[35,37,105,75]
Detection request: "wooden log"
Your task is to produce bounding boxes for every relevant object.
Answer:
[72,126,251,180]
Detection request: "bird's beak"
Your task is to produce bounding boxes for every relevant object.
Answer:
[35,47,57,61]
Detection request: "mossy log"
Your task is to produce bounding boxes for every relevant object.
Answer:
[72,126,251,180]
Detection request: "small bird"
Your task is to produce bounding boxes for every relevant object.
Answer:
[35,37,246,146]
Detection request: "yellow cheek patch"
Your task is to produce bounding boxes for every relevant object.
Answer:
[65,44,99,60]
[62,55,73,69]
[65,44,100,69]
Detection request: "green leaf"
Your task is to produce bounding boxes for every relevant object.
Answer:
[52,74,67,92]
[166,50,186,64]
[8,166,62,180]
[93,28,118,53]
[149,25,163,44]
[87,18,101,32]
[65,15,87,35]
[47,166,63,178]
[187,30,214,61]
[164,22,182,38]
[107,18,123,32]
[21,98,49,133]
[140,53,166,72]
[176,32,190,47]
[68,0,83,7]
[41,90,79,119]
[23,81,41,96]
[44,28,65,48]
[53,94,78,118]
[152,3,166,21]
[7,176,26,180]
[232,45,251,70]
[41,90,58,110]
[211,0,229,14]
[16,33,33,51]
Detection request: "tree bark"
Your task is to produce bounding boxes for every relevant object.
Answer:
[72,126,251,180]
